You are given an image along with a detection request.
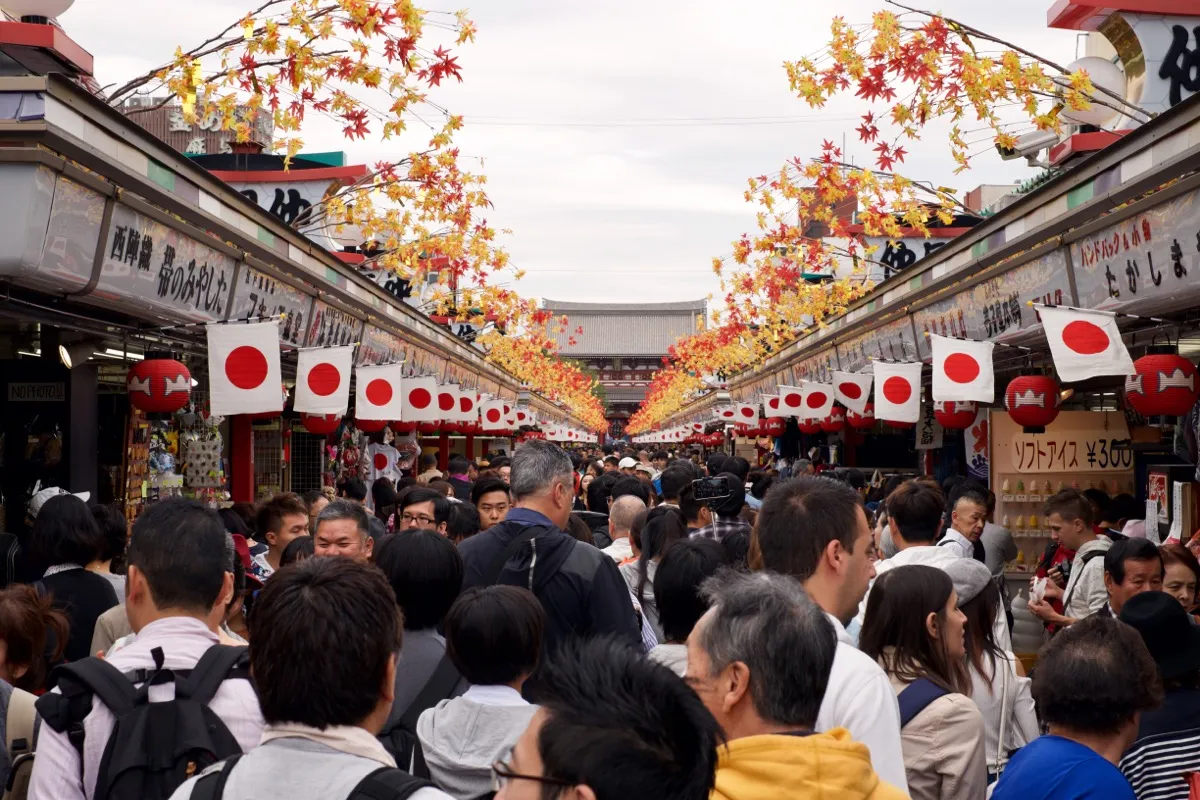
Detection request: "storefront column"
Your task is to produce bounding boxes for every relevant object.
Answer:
[67,365,98,500]
[231,415,255,503]
[464,434,475,463]
[438,432,450,472]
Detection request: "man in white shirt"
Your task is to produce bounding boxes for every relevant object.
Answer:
[938,488,988,560]
[602,495,646,564]
[754,475,909,794]
[30,498,264,800]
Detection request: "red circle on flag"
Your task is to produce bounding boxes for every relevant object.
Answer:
[1062,320,1109,355]
[410,388,432,409]
[839,382,862,400]
[438,392,455,412]
[307,363,340,397]
[784,393,802,408]
[373,453,388,471]
[768,398,780,410]
[882,376,912,404]
[460,396,474,413]
[366,379,393,406]
[806,391,828,409]
[225,346,268,390]
[740,407,754,418]
[944,353,981,384]
[486,408,501,423]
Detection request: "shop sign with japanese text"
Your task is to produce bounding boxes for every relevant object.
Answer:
[357,325,408,366]
[226,266,314,347]
[992,411,1133,474]
[791,348,839,384]
[835,316,920,373]
[306,300,364,349]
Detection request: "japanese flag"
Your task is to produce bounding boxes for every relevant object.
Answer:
[458,390,478,423]
[1039,306,1135,383]
[207,321,284,416]
[515,408,536,427]
[715,406,737,422]
[355,364,404,421]
[873,362,923,424]
[435,384,460,420]
[402,376,439,422]
[930,334,995,403]
[368,443,401,485]
[503,401,517,428]
[778,386,805,417]
[691,421,706,433]
[763,395,783,417]
[799,382,836,420]
[735,403,759,424]
[832,371,873,415]
[481,400,508,431]
[294,346,354,416]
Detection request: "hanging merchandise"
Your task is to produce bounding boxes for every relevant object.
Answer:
[934,401,978,430]
[820,406,846,433]
[206,320,284,416]
[367,442,402,485]
[930,334,995,403]
[847,403,876,429]
[301,413,341,435]
[355,364,405,421]
[127,355,192,414]
[800,383,835,420]
[402,376,439,422]
[1037,305,1135,383]
[1005,375,1061,433]
[778,386,805,417]
[1125,351,1199,417]
[872,362,923,424]
[832,371,873,416]
[294,345,354,416]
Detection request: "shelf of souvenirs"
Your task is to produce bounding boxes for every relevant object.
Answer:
[995,476,1136,505]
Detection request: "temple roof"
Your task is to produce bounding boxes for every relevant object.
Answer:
[542,298,707,357]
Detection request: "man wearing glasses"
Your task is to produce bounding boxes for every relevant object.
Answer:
[396,488,452,535]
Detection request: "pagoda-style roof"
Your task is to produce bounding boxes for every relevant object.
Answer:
[543,298,706,357]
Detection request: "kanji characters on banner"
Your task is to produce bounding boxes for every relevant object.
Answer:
[930,334,995,403]
[1038,305,1135,383]
[799,382,835,420]
[207,321,284,416]
[355,364,404,421]
[778,386,805,417]
[294,346,354,415]
[832,371,872,415]
[402,376,439,422]
[873,362,923,424]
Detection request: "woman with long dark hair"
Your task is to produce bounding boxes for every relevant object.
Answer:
[860,564,986,800]
[618,506,686,641]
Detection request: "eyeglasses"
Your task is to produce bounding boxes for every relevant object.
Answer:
[492,760,576,793]
[400,513,437,526]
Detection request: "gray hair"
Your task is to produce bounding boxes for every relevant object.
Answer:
[609,495,646,534]
[698,570,836,729]
[316,499,370,539]
[795,459,813,474]
[509,440,574,500]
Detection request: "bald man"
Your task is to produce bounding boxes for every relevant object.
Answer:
[602,495,647,564]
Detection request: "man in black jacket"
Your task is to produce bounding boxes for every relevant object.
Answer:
[458,440,641,652]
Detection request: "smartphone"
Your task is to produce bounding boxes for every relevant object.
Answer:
[693,476,734,503]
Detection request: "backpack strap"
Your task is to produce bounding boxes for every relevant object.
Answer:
[6,685,36,757]
[399,653,461,732]
[484,525,552,586]
[188,754,242,800]
[177,645,250,706]
[347,767,432,800]
[897,677,950,728]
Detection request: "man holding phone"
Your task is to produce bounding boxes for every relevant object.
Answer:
[688,474,752,542]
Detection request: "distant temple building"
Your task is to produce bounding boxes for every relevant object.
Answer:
[544,299,707,441]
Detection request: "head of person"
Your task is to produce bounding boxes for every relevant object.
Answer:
[651,450,669,471]
[841,469,867,498]
[1082,488,1110,524]
[755,475,874,625]
[89,503,128,570]
[686,571,835,741]
[950,489,988,541]
[1120,590,1200,691]
[860,564,969,693]
[608,495,646,541]
[1103,493,1142,529]
[125,498,234,633]
[419,453,438,473]
[0,584,67,691]
[1159,544,1200,611]
[678,484,713,530]
[446,586,544,690]
[371,478,399,522]
[373,530,462,631]
[885,480,945,547]
[491,456,512,486]
[657,465,691,506]
[396,487,451,534]
[794,459,814,475]
[654,539,727,645]
[609,475,650,506]
[280,534,315,567]
[302,489,330,532]
[447,502,482,545]
[510,440,576,530]
[944,558,1002,684]
[711,472,746,521]
[1044,488,1094,550]
[250,556,401,735]
[1032,615,1161,753]
[338,477,368,503]
[723,457,750,485]
[587,473,616,516]
[448,455,471,478]
[502,636,720,800]
[585,460,603,479]
[705,453,728,478]
[256,493,310,557]
[602,455,620,473]
[28,494,105,571]
[565,514,596,545]
[749,474,774,502]
[471,477,512,531]
[579,473,595,506]
[314,499,374,561]
[1104,538,1164,616]
[218,507,251,540]
[617,457,638,475]
[428,479,454,499]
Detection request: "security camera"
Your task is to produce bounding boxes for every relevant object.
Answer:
[997,130,1061,161]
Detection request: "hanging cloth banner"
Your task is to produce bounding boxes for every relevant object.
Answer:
[715,406,737,422]
[799,382,835,420]
[832,371,873,416]
[735,403,759,424]
[1037,305,1135,383]
[873,361,923,424]
[762,395,783,417]
[458,389,479,423]
[402,376,439,422]
[355,364,404,421]
[436,384,460,420]
[481,400,508,431]
[778,386,805,417]
[294,345,354,416]
[207,320,284,416]
[930,334,995,403]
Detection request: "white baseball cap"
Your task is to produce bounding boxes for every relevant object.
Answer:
[28,486,91,519]
[618,457,638,469]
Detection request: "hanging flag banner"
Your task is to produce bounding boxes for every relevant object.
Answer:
[481,400,508,431]
[458,389,478,423]
[873,362,923,423]
[799,382,835,420]
[735,403,759,424]
[930,334,995,403]
[355,364,404,421]
[964,406,990,482]
[294,345,354,416]
[1038,305,1136,383]
[436,384,460,420]
[715,406,738,422]
[832,371,873,415]
[763,395,783,417]
[402,376,439,422]
[207,320,284,416]
[778,386,805,417]
[502,400,518,429]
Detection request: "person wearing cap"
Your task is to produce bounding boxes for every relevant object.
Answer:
[618,456,639,476]
[1119,591,1200,800]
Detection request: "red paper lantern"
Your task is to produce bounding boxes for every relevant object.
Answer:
[1126,353,1199,417]
[762,417,786,437]
[249,409,281,420]
[442,422,461,434]
[127,357,192,414]
[705,432,725,447]
[1005,375,1061,433]
[301,413,341,435]
[934,401,977,430]
[847,403,875,429]
[744,421,764,437]
[418,421,441,435]
[820,406,846,433]
[798,418,822,434]
[356,418,388,433]
[887,420,916,429]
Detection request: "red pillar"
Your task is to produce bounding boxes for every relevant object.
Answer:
[464,434,475,462]
[231,415,255,503]
[438,432,450,472]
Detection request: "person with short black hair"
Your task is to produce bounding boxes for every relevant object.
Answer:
[87,503,128,600]
[602,455,620,473]
[417,453,443,485]
[705,452,728,477]
[314,500,374,562]
[1097,538,1163,618]
[396,488,451,535]
[254,493,310,580]
[1100,493,1142,539]
[609,475,650,506]
[280,535,314,567]
[658,465,692,508]
[337,477,368,503]
[490,456,512,486]
[372,478,399,523]
[446,456,473,503]
[648,538,726,676]
[651,451,670,472]
[679,484,713,533]
[689,473,752,542]
[470,477,511,531]
[445,503,481,545]
[417,587,544,799]
[992,616,1161,800]
[302,489,330,534]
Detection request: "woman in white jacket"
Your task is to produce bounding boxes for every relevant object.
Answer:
[945,559,1040,785]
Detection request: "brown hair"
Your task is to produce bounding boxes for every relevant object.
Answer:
[885,481,945,544]
[0,585,67,691]
[1160,544,1200,593]
[1044,488,1093,527]
[255,493,308,538]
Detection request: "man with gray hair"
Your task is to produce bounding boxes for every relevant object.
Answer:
[602,495,646,563]
[459,440,641,654]
[686,571,907,800]
[313,499,373,562]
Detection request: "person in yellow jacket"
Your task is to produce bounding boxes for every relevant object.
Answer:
[686,571,908,800]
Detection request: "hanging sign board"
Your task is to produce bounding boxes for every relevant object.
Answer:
[835,315,921,373]
[992,411,1133,474]
[357,325,408,366]
[226,266,314,347]
[791,348,839,384]
[306,299,364,349]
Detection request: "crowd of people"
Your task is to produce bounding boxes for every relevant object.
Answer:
[0,441,1197,799]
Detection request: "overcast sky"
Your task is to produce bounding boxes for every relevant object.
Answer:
[60,0,1082,307]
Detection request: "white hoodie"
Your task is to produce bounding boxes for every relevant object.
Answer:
[1062,537,1112,620]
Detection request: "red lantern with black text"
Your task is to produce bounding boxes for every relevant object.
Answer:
[1125,353,1199,417]
[356,418,388,434]
[847,403,875,430]
[762,417,786,437]
[820,406,846,433]
[127,357,191,414]
[301,413,341,435]
[935,401,977,430]
[1005,375,1061,433]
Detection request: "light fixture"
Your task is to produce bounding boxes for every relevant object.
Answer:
[58,340,98,369]
[1059,388,1075,403]
[4,0,75,24]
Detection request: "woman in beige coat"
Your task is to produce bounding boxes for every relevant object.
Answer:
[861,564,987,800]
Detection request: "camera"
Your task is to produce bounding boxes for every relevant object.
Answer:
[996,130,1061,162]
[693,476,734,503]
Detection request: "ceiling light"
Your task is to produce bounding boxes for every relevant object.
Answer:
[59,340,98,369]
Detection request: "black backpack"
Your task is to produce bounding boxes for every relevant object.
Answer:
[36,644,252,800]
[188,755,432,800]
[377,653,462,776]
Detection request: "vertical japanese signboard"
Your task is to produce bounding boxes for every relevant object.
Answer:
[306,300,365,349]
[226,266,314,347]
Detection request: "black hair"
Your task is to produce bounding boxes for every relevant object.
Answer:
[1082,488,1111,517]
[250,556,401,728]
[1032,615,1162,735]
[756,476,863,581]
[636,507,687,608]
[1105,538,1164,585]
[724,456,750,483]
[373,530,463,630]
[448,455,471,474]
[658,466,692,503]
[750,474,775,502]
[338,477,367,502]
[280,535,315,566]
[721,531,751,569]
[678,484,705,525]
[301,489,327,509]
[446,502,482,543]
[712,472,746,520]
[126,498,229,614]
[886,480,945,544]
[603,455,620,467]
[705,453,728,477]
[218,508,251,539]
[371,478,398,522]
[531,636,721,800]
[588,473,619,515]
[89,503,128,568]
[398,487,452,526]
[445,586,544,685]
[651,450,669,462]
[30,494,105,569]
[654,539,727,643]
[566,514,596,545]
[1106,493,1142,526]
[470,477,510,506]
[419,453,438,469]
[841,469,866,492]
[610,476,650,505]
[256,493,309,539]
